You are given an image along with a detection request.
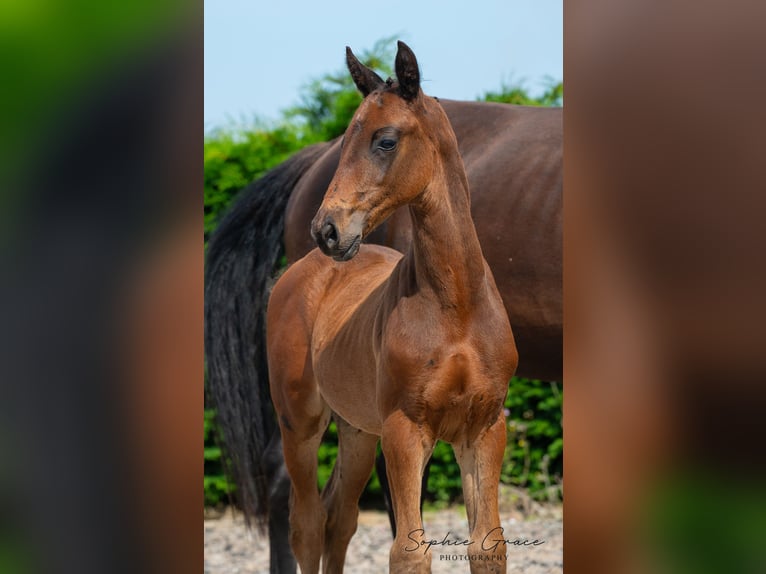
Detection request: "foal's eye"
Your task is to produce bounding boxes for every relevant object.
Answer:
[378,138,397,151]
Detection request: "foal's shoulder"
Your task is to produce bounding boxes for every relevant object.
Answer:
[278,245,400,288]
[354,243,403,264]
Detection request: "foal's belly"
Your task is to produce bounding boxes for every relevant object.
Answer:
[314,358,383,435]
[312,321,384,435]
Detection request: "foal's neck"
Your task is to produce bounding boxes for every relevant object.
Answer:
[407,147,486,313]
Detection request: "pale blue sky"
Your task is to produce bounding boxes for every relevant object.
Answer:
[204,1,562,131]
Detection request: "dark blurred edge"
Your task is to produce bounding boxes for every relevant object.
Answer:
[0,2,202,574]
[565,1,766,574]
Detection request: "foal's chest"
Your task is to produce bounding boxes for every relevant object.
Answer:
[377,298,516,443]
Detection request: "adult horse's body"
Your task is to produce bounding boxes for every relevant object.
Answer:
[284,100,561,381]
[204,47,561,574]
[268,42,517,573]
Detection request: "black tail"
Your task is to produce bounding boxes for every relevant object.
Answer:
[204,142,330,529]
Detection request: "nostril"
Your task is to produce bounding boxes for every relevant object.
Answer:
[321,220,338,248]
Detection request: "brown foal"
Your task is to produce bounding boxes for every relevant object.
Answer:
[266,42,518,573]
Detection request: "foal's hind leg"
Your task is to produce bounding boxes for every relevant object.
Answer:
[271,358,331,574]
[278,406,331,574]
[320,414,378,573]
[453,412,508,574]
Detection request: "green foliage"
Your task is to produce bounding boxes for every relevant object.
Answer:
[483,79,563,107]
[317,421,339,489]
[427,441,464,508]
[204,37,564,507]
[204,408,232,507]
[204,124,308,241]
[501,379,563,501]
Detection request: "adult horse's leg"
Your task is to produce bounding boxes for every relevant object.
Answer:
[263,431,297,574]
[374,453,397,537]
[320,415,378,573]
[381,411,435,574]
[453,412,508,574]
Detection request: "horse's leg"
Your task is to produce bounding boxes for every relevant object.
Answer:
[376,452,433,540]
[275,398,331,574]
[268,475,295,574]
[269,298,332,574]
[263,430,297,574]
[381,411,434,574]
[375,452,397,537]
[453,412,508,574]
[320,414,378,573]
[269,362,330,574]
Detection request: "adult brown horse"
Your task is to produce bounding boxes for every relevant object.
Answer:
[205,45,561,574]
[267,41,517,573]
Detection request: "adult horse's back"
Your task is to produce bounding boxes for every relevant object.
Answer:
[285,100,562,381]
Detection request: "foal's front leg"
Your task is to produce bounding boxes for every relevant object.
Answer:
[453,412,508,574]
[381,411,434,574]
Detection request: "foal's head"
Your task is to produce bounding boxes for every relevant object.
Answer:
[311,41,455,261]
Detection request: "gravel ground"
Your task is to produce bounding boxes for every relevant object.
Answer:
[205,494,562,573]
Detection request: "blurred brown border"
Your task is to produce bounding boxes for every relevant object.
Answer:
[565,2,766,573]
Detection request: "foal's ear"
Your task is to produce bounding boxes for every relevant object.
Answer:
[346,47,385,97]
[395,41,421,101]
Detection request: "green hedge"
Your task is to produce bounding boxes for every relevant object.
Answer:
[502,378,563,500]
[204,38,563,508]
[204,125,311,242]
[203,408,232,507]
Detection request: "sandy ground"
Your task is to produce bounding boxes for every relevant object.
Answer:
[205,494,562,573]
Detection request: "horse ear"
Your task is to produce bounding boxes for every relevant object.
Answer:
[395,41,421,101]
[346,47,385,97]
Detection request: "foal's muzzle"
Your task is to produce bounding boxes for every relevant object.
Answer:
[311,214,362,261]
